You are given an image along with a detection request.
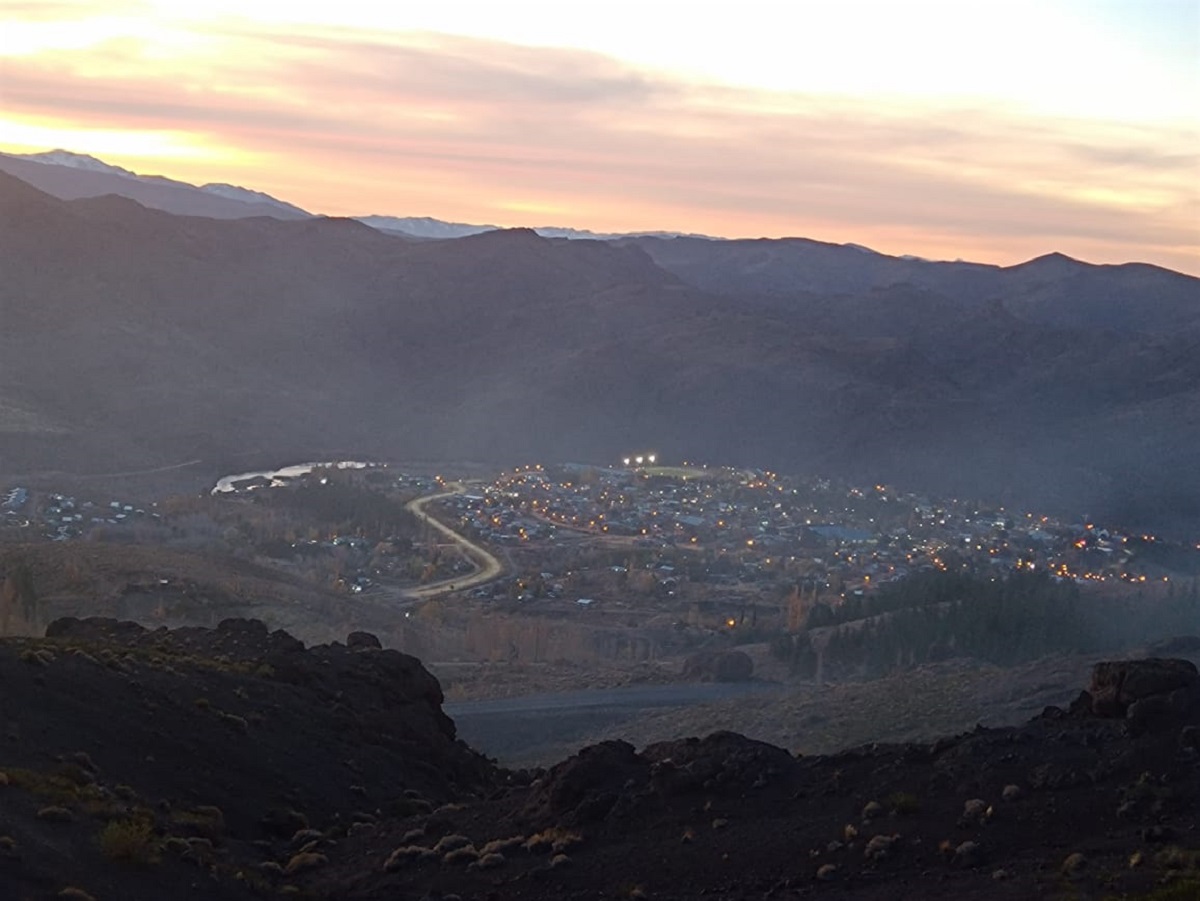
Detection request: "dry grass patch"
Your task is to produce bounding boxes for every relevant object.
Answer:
[480,835,525,855]
[383,845,437,871]
[524,826,582,854]
[442,845,479,865]
[98,818,160,865]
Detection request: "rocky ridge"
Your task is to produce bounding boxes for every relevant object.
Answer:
[1,620,1198,900]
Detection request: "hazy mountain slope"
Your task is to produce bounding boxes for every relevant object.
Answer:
[0,151,311,220]
[1,172,1197,529]
[633,237,1200,336]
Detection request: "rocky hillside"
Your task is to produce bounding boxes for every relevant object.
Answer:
[0,618,495,900]
[1,619,1197,900]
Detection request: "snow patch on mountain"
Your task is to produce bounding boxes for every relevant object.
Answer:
[355,215,497,239]
[14,149,139,178]
[200,183,309,216]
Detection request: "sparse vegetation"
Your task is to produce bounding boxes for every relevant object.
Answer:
[171,805,225,841]
[480,835,525,855]
[98,818,159,865]
[432,834,472,854]
[443,845,480,865]
[888,791,920,815]
[384,845,436,871]
[471,851,505,869]
[283,851,327,875]
[524,827,582,854]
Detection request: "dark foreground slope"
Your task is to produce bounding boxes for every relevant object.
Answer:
[0,618,495,900]
[1,619,1198,900]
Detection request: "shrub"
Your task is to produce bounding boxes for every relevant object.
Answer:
[284,851,327,875]
[888,791,920,815]
[442,845,479,865]
[524,826,582,854]
[98,818,160,865]
[171,806,225,840]
[432,834,471,854]
[383,845,436,871]
[480,836,525,855]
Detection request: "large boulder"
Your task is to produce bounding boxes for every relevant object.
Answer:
[520,740,647,826]
[346,630,383,650]
[643,731,797,792]
[1088,658,1199,718]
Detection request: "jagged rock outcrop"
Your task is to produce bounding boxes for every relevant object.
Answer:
[1084,657,1199,719]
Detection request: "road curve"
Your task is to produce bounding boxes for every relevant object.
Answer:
[403,483,504,599]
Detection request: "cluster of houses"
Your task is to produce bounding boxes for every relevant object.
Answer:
[4,461,1186,598]
[0,488,154,541]
[2,487,27,513]
[442,464,1178,599]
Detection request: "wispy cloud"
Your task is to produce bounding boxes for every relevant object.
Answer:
[1,23,1196,272]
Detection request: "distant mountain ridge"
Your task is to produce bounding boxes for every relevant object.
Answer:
[8,149,1186,284]
[0,149,312,220]
[355,213,717,242]
[16,149,143,177]
[10,150,312,216]
[0,148,714,242]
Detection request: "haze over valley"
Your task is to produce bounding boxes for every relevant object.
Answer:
[2,152,1198,535]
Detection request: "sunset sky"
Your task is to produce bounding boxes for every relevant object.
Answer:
[2,0,1197,272]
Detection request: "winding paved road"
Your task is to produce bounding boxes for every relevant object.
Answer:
[402,483,504,599]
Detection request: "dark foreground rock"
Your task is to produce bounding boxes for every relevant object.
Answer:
[1086,657,1199,718]
[2,627,1198,901]
[0,618,495,900]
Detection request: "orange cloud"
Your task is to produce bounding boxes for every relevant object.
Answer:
[1,25,1196,273]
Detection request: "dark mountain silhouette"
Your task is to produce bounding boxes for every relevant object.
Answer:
[1,171,1198,530]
